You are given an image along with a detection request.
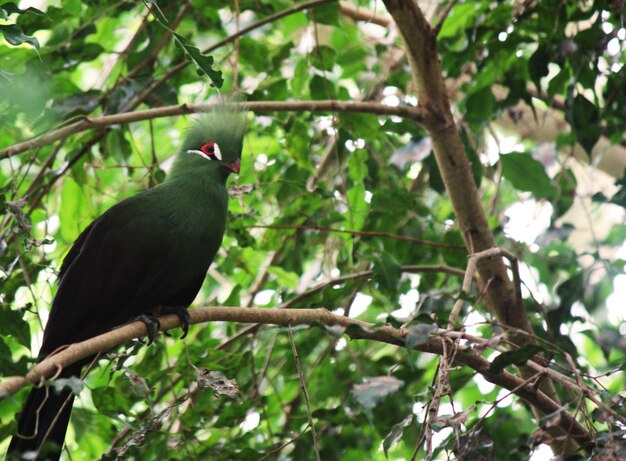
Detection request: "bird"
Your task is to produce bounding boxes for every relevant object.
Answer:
[7,105,246,461]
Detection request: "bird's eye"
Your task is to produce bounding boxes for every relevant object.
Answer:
[199,141,222,161]
[200,141,214,155]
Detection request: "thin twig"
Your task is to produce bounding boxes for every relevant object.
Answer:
[287,325,321,460]
[232,0,240,90]
[433,0,459,36]
[126,0,337,109]
[249,224,465,250]
[219,263,466,348]
[448,247,523,327]
[119,2,192,85]
[257,423,310,461]
[242,249,285,307]
[338,1,390,27]
[286,264,465,308]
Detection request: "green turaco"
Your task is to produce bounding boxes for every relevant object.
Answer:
[7,106,246,461]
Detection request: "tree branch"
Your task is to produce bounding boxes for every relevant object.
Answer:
[0,101,425,159]
[0,306,594,448]
[338,1,390,27]
[125,0,337,109]
[380,0,577,453]
[283,264,465,309]
[287,326,321,460]
[248,224,464,250]
[214,263,466,349]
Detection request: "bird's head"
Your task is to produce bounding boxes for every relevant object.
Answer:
[173,104,247,180]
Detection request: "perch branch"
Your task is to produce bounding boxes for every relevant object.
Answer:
[0,306,594,448]
[0,101,425,159]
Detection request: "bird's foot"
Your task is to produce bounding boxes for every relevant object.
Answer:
[160,305,191,339]
[134,314,161,344]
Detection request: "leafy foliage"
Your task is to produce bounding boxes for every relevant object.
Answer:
[1,0,626,459]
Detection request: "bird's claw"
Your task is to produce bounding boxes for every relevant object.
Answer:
[160,305,190,339]
[135,314,161,344]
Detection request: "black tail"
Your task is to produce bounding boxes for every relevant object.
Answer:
[7,364,82,461]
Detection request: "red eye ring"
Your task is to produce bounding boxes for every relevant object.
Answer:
[201,141,215,155]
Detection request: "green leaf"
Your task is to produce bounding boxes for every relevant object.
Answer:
[308,2,339,25]
[488,344,545,374]
[106,129,132,163]
[373,252,401,296]
[346,182,369,230]
[442,230,466,268]
[91,385,132,416]
[0,306,30,347]
[267,266,299,289]
[291,58,309,97]
[607,169,626,209]
[552,168,576,219]
[605,224,626,246]
[61,0,82,16]
[550,273,584,333]
[595,326,623,359]
[528,45,550,93]
[310,45,335,71]
[405,323,437,350]
[565,94,600,156]
[465,86,496,124]
[173,33,223,88]
[499,152,554,198]
[383,414,414,458]
[281,11,307,37]
[438,3,485,39]
[285,117,311,169]
[0,2,45,18]
[547,65,570,100]
[347,148,368,182]
[49,90,100,120]
[351,376,404,415]
[59,178,89,242]
[0,24,39,53]
[309,74,332,100]
[0,337,30,377]
[238,36,269,71]
[423,152,445,193]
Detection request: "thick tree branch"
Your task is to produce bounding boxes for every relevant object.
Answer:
[0,306,593,448]
[381,0,577,453]
[380,0,528,336]
[0,101,425,159]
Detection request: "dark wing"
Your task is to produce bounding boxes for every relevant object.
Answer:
[57,218,98,282]
[40,196,211,355]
